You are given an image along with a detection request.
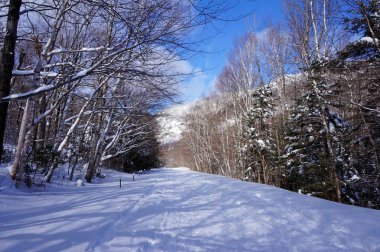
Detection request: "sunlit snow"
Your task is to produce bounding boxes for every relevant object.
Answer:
[1,165,380,252]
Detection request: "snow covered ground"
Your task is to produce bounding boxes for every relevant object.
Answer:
[1,166,380,252]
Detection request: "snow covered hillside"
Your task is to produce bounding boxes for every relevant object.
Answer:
[157,103,193,145]
[1,167,380,252]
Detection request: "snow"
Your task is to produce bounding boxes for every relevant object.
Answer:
[75,86,95,96]
[256,139,267,149]
[12,70,34,75]
[76,179,85,187]
[349,175,360,182]
[46,46,108,56]
[359,36,379,45]
[12,70,58,77]
[73,69,89,79]
[1,166,380,251]
[3,84,54,100]
[47,48,68,56]
[3,68,91,101]
[81,46,106,52]
[157,103,194,144]
[40,71,59,78]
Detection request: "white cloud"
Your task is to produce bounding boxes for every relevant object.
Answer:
[180,69,216,103]
[170,59,193,75]
[254,28,269,40]
[168,57,217,103]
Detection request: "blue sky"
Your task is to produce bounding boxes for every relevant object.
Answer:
[180,0,285,102]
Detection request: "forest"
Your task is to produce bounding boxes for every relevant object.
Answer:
[0,0,379,210]
[160,0,380,209]
[0,0,232,183]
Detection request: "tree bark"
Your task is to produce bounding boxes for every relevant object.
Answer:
[44,93,72,183]
[0,0,22,162]
[36,94,47,149]
[85,112,112,183]
[10,99,29,180]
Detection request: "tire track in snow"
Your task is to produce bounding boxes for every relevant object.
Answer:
[89,172,190,252]
[86,177,163,252]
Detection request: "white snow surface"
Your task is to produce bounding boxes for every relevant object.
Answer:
[157,103,194,144]
[360,36,379,45]
[1,166,380,252]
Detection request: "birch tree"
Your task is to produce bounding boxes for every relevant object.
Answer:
[1,0,237,182]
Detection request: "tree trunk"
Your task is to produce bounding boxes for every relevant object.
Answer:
[44,93,72,183]
[36,94,47,149]
[0,0,22,162]
[85,116,102,183]
[10,99,29,180]
[85,112,112,183]
[69,154,78,181]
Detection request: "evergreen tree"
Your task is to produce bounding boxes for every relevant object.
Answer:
[337,0,380,208]
[283,62,350,201]
[284,90,333,197]
[340,0,380,60]
[241,85,277,184]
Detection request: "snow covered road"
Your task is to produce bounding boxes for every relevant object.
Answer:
[1,167,380,252]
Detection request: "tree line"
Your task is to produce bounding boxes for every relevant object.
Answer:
[162,0,380,209]
[0,0,236,185]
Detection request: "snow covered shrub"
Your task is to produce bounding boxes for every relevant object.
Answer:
[76,179,85,187]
